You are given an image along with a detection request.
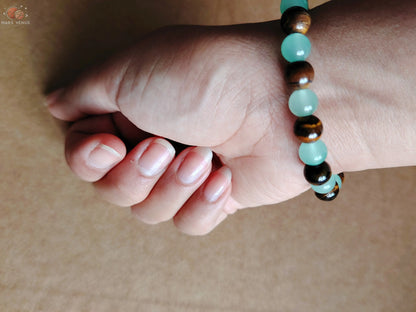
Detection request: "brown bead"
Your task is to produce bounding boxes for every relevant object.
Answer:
[294,115,323,143]
[285,61,314,89]
[315,182,340,201]
[281,6,311,35]
[338,172,345,183]
[304,162,331,185]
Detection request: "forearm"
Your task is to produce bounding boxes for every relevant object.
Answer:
[307,0,416,171]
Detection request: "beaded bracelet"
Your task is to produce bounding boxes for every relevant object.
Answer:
[280,0,344,201]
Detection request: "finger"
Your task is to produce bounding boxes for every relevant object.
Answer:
[93,137,175,207]
[111,112,153,149]
[65,129,126,182]
[173,166,232,236]
[65,114,134,182]
[45,53,131,121]
[131,146,213,224]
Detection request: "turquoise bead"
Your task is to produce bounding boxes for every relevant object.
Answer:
[311,174,336,194]
[280,0,309,14]
[299,140,327,165]
[334,174,343,189]
[281,33,311,62]
[288,89,318,116]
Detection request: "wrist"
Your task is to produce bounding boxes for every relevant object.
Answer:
[306,0,416,172]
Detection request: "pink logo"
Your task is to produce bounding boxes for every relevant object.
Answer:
[2,5,30,24]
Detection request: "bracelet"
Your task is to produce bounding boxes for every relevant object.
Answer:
[280,0,344,201]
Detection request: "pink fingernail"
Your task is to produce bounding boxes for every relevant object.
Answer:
[88,143,122,169]
[137,139,175,177]
[203,167,232,203]
[177,147,212,185]
[45,88,65,107]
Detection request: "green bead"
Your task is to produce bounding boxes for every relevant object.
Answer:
[299,140,327,165]
[334,174,343,189]
[311,174,336,194]
[280,0,309,14]
[289,89,319,117]
[281,33,311,62]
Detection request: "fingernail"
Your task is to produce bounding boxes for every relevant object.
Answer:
[137,138,175,177]
[177,147,213,185]
[203,167,232,203]
[87,143,122,169]
[45,88,65,107]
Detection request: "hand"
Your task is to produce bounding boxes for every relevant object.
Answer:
[46,0,416,235]
[46,23,316,235]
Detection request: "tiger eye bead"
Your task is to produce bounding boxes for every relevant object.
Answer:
[304,161,332,185]
[294,115,323,143]
[285,61,314,89]
[281,6,311,35]
[314,182,340,201]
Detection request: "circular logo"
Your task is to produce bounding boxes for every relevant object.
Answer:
[15,9,24,20]
[6,6,17,19]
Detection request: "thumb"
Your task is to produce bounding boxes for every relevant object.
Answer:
[45,50,131,121]
[45,25,263,146]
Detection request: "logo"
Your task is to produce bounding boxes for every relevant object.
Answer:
[2,5,30,24]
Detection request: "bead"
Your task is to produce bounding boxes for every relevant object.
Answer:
[315,182,340,201]
[280,0,309,14]
[299,140,327,165]
[311,174,335,194]
[281,33,311,62]
[335,173,344,189]
[285,61,314,89]
[281,6,311,35]
[294,115,323,143]
[288,89,319,117]
[304,161,332,185]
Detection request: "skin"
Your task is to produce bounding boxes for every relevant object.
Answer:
[46,0,416,235]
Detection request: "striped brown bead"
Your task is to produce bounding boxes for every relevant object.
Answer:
[294,115,323,143]
[285,61,314,89]
[304,161,331,185]
[281,6,311,35]
[315,182,340,201]
[338,172,345,183]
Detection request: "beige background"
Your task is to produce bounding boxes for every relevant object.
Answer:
[1,0,415,311]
